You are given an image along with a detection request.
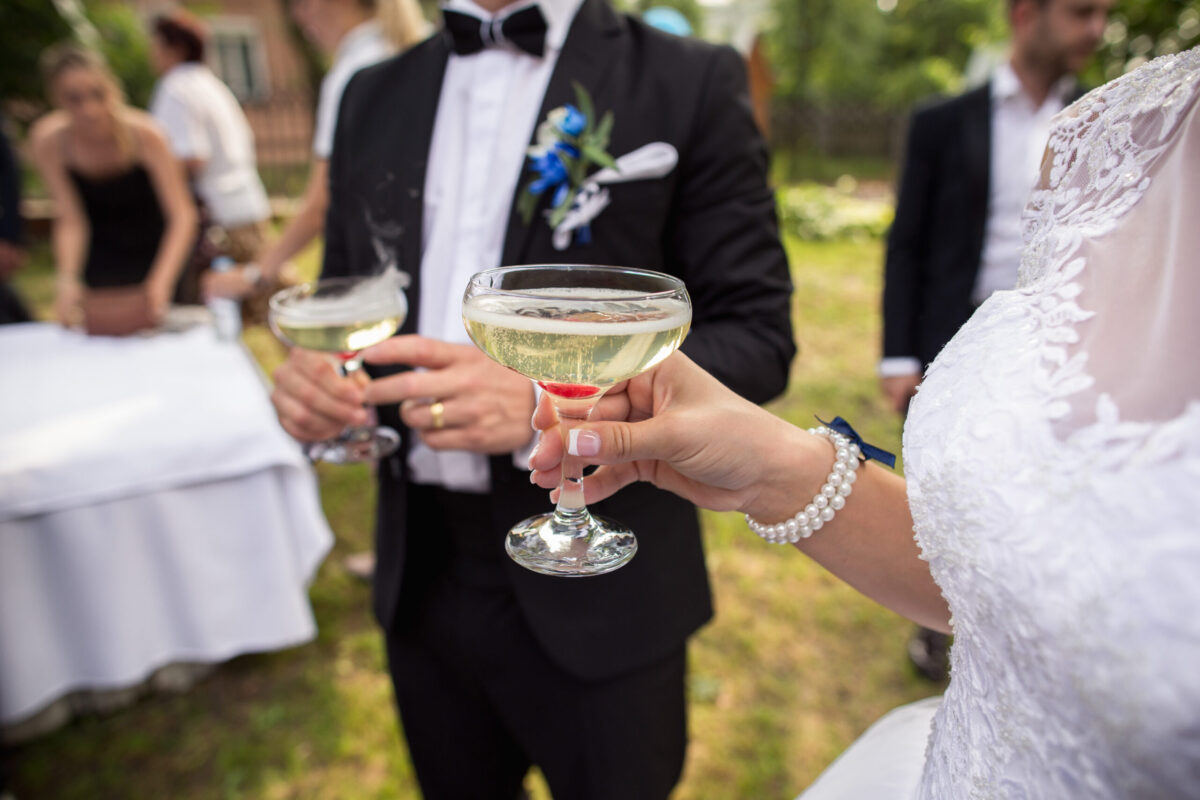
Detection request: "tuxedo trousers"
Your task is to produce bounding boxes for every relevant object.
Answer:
[385,484,688,800]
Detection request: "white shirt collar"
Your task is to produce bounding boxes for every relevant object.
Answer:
[336,19,384,63]
[441,0,584,54]
[992,60,1075,107]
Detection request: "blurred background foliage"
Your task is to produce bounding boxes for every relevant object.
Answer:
[776,181,894,242]
[4,0,1198,114]
[2,0,1197,159]
[0,0,156,117]
[767,0,1004,108]
[764,0,1199,111]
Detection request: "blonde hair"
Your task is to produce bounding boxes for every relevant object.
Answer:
[374,0,431,51]
[40,43,134,159]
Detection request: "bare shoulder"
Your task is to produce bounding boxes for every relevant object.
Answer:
[124,109,167,144]
[124,110,172,157]
[29,111,69,158]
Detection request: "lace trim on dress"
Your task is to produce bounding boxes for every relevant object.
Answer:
[1011,48,1200,454]
[1019,49,1200,289]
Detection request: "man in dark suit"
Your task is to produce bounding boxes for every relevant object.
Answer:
[880,0,1109,680]
[881,0,1110,411]
[271,1,795,797]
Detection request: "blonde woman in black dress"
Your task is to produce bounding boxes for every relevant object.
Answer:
[30,45,196,326]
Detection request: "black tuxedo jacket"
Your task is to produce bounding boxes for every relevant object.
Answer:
[323,0,796,681]
[882,84,992,369]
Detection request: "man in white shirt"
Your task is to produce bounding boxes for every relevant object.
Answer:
[149,11,270,277]
[880,0,1110,681]
[271,0,796,796]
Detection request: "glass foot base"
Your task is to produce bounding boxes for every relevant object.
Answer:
[505,512,637,576]
[311,426,400,464]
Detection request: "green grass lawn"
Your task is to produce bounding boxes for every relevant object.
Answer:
[2,233,942,799]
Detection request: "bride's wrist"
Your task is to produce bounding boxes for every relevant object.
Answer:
[741,427,833,524]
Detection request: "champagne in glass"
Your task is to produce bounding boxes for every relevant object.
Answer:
[269,272,407,463]
[463,265,691,576]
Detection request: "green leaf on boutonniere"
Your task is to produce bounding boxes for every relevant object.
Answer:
[547,192,572,228]
[572,82,595,131]
[593,111,614,151]
[517,186,539,225]
[582,144,618,170]
[518,83,619,242]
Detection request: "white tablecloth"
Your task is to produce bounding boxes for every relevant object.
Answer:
[0,322,334,726]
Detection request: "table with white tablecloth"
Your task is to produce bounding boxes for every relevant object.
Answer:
[0,321,334,729]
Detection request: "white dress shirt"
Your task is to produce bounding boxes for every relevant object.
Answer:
[313,20,395,159]
[408,0,584,492]
[973,61,1074,304]
[150,63,270,227]
[878,60,1075,379]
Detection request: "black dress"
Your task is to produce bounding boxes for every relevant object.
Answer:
[69,165,166,288]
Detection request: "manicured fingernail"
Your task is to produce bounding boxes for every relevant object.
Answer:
[567,429,600,457]
[526,440,542,471]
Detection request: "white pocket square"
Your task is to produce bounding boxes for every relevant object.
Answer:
[552,142,679,251]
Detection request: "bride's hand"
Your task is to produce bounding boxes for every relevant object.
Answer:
[528,352,827,523]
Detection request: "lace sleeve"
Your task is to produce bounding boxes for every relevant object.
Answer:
[1018,50,1200,431]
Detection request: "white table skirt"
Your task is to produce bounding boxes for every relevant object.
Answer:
[0,321,335,726]
[0,467,331,725]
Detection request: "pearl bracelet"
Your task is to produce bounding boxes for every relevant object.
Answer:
[745,426,861,544]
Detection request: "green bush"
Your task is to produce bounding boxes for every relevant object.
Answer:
[0,0,154,115]
[776,181,893,242]
[90,3,156,109]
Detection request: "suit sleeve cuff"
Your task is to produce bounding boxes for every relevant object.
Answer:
[878,357,922,378]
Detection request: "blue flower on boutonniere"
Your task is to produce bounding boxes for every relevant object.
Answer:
[518,82,617,244]
[552,104,587,137]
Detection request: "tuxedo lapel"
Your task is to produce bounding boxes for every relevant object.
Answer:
[500,0,625,266]
[399,38,450,331]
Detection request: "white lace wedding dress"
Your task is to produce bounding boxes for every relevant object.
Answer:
[801,48,1200,799]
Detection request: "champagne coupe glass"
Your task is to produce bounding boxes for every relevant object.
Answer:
[463,265,691,576]
[269,273,407,464]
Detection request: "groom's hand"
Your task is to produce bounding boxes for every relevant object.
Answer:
[363,334,536,454]
[272,348,370,442]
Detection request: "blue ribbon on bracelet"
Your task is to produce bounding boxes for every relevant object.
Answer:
[816,416,897,469]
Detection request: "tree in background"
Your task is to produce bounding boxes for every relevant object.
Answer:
[0,0,155,123]
[1086,0,1200,84]
[0,2,72,114]
[767,0,1004,111]
[766,0,1198,113]
[88,3,156,108]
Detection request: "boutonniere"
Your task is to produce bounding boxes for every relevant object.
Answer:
[518,83,617,246]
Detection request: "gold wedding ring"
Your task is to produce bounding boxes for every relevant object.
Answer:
[429,400,446,430]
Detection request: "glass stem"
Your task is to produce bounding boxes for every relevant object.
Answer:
[339,351,364,377]
[552,396,599,528]
[338,351,369,440]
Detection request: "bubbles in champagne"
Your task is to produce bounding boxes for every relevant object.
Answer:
[463,288,690,390]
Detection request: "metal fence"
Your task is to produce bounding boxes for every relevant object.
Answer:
[771,101,908,162]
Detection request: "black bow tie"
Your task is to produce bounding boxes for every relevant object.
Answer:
[442,5,548,58]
